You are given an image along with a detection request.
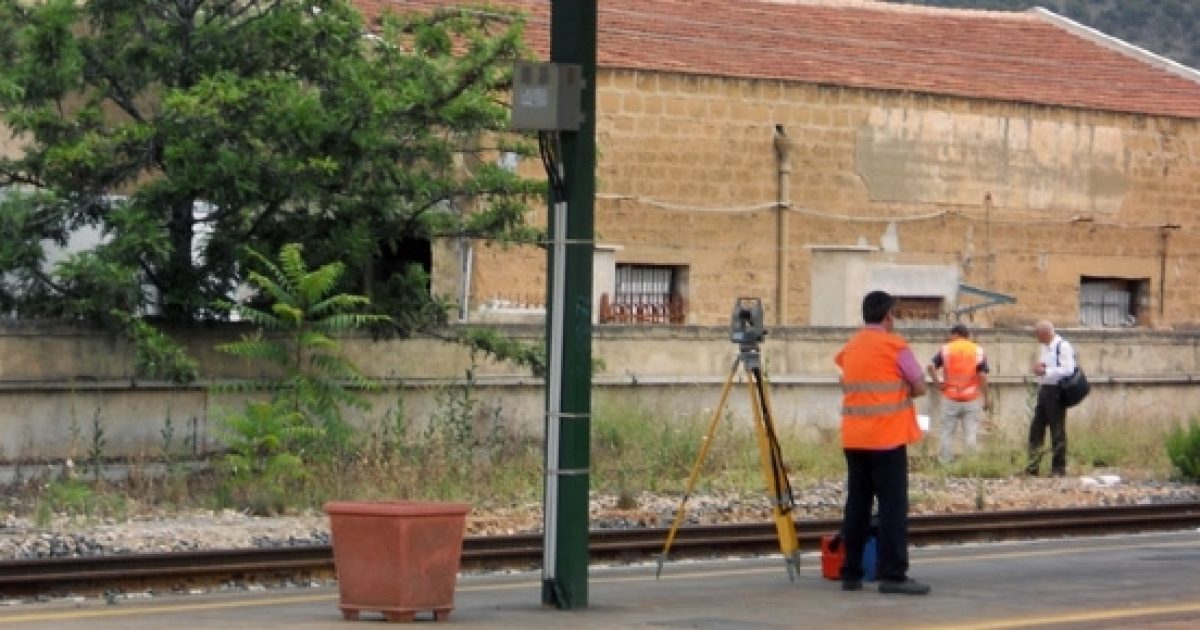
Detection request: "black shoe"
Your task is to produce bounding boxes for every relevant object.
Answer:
[879,578,931,595]
[1051,469,1067,477]
[842,579,863,591]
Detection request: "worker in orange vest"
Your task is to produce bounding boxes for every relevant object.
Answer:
[835,290,930,595]
[926,324,990,464]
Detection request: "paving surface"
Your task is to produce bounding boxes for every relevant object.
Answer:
[2,530,1198,629]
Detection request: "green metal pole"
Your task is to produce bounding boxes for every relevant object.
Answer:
[542,0,596,611]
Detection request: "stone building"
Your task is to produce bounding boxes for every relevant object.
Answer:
[361,0,1200,330]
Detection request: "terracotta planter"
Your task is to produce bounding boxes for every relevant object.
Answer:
[324,500,471,622]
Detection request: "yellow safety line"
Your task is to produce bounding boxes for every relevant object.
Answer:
[0,593,334,624]
[915,600,1200,630]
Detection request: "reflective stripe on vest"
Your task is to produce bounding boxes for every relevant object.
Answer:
[835,328,922,450]
[942,339,981,402]
[842,399,916,416]
[841,381,907,393]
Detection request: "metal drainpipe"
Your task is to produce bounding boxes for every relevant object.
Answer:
[984,192,994,288]
[773,124,791,326]
[1159,223,1180,320]
[459,237,473,323]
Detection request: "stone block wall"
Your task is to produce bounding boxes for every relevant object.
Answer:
[464,69,1200,329]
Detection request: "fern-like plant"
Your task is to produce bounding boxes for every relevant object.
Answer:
[216,243,392,455]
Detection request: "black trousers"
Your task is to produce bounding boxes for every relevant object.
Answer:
[841,445,909,582]
[1027,385,1067,475]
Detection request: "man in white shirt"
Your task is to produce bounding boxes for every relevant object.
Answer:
[1026,320,1075,477]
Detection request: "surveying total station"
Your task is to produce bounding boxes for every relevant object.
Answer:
[656,297,802,581]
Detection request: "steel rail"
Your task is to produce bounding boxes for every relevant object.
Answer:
[0,502,1196,596]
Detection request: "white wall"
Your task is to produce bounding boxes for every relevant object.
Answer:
[810,245,959,326]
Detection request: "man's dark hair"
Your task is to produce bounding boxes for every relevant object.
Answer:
[862,290,895,324]
[950,323,970,338]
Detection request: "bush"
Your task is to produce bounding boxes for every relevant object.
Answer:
[1165,420,1200,482]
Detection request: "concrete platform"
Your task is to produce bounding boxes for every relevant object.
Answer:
[2,530,1198,629]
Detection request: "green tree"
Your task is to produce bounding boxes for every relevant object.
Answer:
[0,0,541,372]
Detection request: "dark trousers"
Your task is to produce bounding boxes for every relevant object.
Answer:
[841,445,909,582]
[1027,385,1067,475]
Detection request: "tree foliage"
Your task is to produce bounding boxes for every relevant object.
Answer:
[0,0,541,345]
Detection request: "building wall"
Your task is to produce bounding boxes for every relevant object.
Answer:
[464,69,1200,329]
[3,323,1200,461]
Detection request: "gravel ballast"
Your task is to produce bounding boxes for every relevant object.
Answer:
[3,474,1197,561]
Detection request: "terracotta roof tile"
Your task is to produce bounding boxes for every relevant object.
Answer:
[359,0,1200,118]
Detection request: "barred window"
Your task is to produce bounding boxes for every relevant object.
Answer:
[1080,277,1145,327]
[600,264,687,324]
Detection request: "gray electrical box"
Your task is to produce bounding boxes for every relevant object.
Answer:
[511,62,583,131]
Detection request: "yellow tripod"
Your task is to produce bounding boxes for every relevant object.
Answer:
[655,298,801,581]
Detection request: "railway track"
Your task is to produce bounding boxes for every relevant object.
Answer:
[1,502,1196,597]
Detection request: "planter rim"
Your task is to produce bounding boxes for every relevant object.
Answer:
[324,500,471,517]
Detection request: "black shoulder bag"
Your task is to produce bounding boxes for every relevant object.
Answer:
[1056,341,1090,408]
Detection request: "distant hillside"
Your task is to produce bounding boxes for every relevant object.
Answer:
[888,0,1200,71]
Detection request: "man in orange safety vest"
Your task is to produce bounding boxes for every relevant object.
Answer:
[926,324,990,464]
[835,290,930,595]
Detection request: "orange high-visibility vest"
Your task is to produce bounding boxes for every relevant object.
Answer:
[941,338,983,402]
[836,328,921,450]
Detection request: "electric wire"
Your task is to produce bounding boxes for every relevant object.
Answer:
[595,192,1186,230]
[538,131,566,202]
[582,241,1200,257]
[596,193,778,214]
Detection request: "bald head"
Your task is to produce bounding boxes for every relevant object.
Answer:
[1035,320,1055,344]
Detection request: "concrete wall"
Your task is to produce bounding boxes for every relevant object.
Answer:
[3,323,1200,461]
[462,70,1200,329]
[808,247,962,326]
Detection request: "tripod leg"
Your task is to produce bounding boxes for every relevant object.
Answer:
[747,367,801,581]
[657,357,739,578]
